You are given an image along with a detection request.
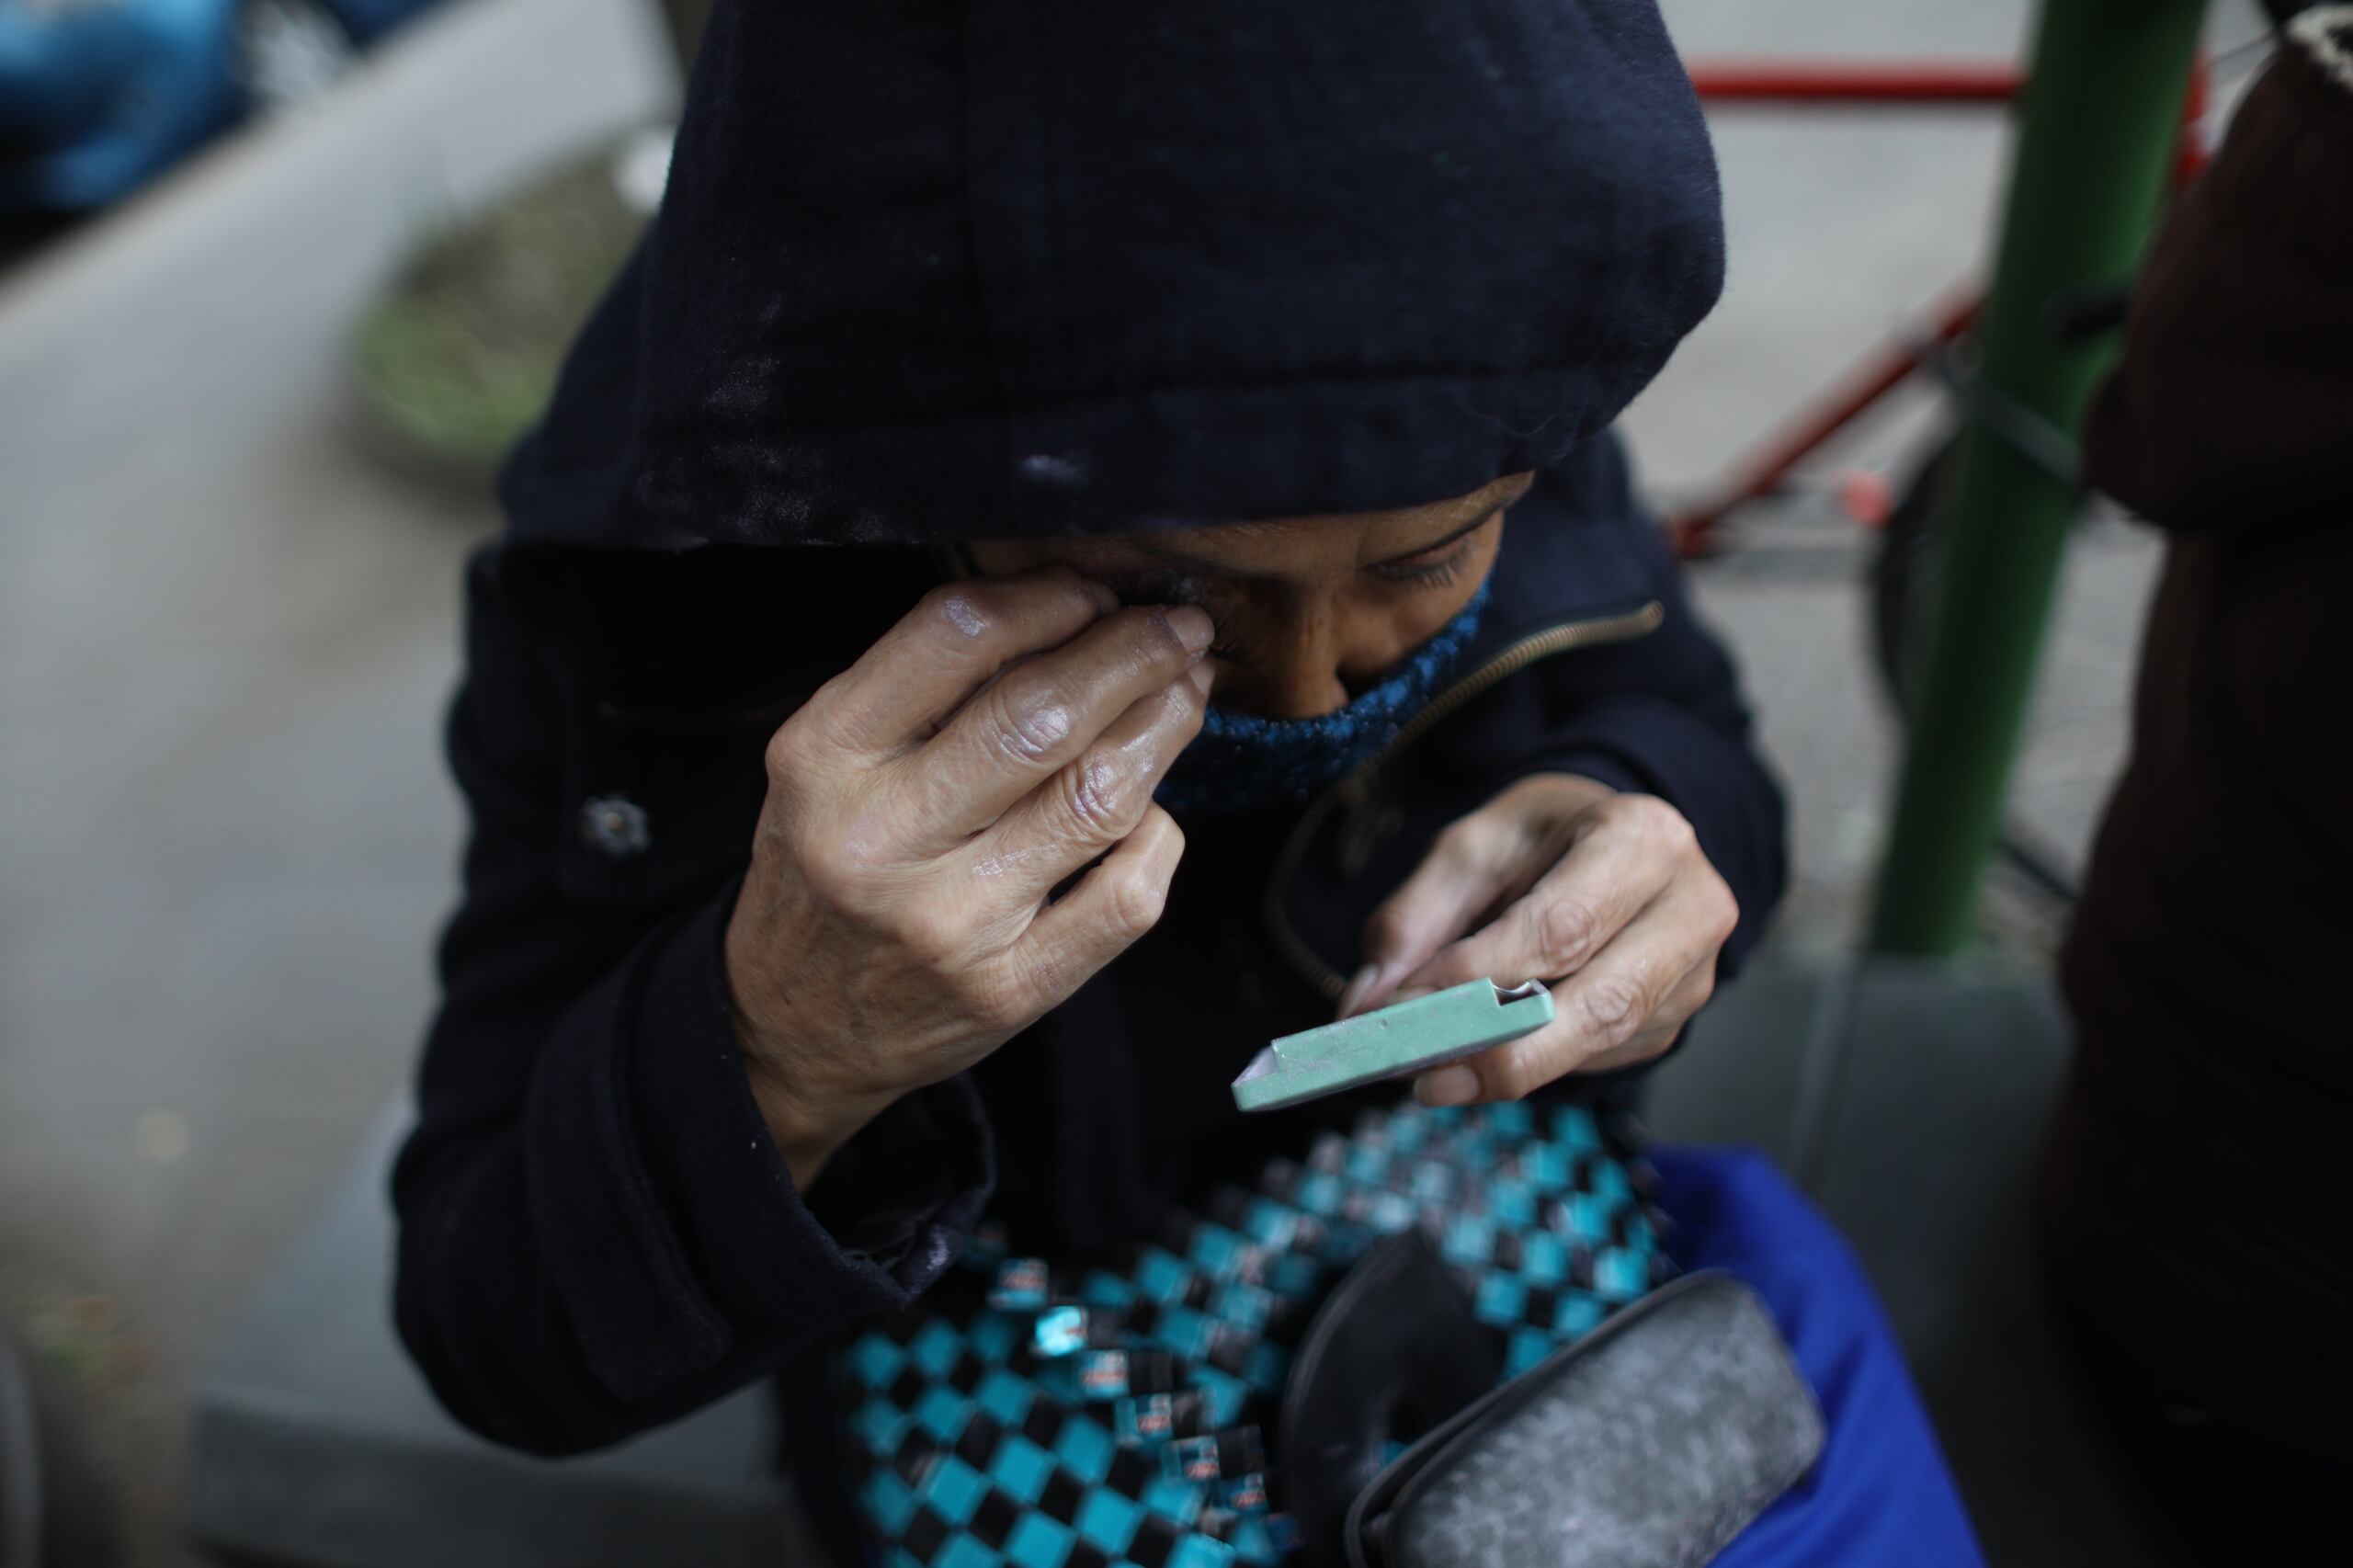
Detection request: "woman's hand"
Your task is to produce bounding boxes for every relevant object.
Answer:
[1343,775,1737,1104]
[725,569,1211,1186]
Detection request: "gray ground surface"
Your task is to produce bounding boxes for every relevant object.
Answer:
[0,1,2269,1563]
[0,2,676,1561]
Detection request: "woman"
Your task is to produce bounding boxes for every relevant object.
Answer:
[393,0,1828,1557]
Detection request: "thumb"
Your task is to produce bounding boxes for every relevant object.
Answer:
[1344,815,1520,1017]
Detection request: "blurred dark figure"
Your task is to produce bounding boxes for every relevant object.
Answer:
[655,0,711,70]
[2042,6,2353,1556]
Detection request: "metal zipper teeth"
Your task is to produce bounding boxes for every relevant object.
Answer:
[1262,600,1667,1001]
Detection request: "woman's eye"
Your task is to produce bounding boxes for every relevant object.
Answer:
[1099,574,1259,665]
[1208,635,1257,666]
[1368,535,1475,587]
[1367,510,1500,588]
[1102,574,1201,612]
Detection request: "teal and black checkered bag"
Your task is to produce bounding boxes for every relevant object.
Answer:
[837,1100,1673,1568]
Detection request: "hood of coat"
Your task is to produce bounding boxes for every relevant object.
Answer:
[500,0,1724,551]
[2083,6,2353,530]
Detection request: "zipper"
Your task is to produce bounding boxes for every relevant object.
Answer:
[1262,599,1667,1001]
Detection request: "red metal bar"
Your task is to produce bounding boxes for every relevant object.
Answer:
[1667,287,1984,557]
[1665,50,2211,561]
[2175,55,2211,181]
[1686,62,2023,104]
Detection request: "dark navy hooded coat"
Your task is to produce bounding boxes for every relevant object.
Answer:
[392,0,1784,1515]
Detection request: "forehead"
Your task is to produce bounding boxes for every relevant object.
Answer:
[1043,472,1530,578]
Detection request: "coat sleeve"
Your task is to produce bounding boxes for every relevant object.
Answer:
[391,550,993,1456]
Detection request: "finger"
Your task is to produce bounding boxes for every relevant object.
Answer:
[999,805,1187,1018]
[1390,817,1673,1000]
[1413,891,1721,1104]
[1346,815,1532,1017]
[962,664,1210,903]
[1574,961,1718,1075]
[906,603,1212,846]
[802,570,1119,755]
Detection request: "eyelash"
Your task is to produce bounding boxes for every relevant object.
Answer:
[1103,574,1265,666]
[1366,534,1477,589]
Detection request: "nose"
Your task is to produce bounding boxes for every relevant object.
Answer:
[1221,597,1350,720]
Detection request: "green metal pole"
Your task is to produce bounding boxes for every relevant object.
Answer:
[1866,0,2206,955]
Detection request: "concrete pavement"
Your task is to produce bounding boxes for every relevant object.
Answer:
[0,1,676,1560]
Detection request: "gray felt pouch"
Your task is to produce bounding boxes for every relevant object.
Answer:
[1343,1272,1824,1568]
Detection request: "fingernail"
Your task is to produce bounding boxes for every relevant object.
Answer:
[1415,1065,1481,1108]
[1187,661,1215,698]
[1336,963,1381,1018]
[1080,576,1120,615]
[1165,605,1215,655]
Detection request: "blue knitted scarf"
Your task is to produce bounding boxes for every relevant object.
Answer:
[1155,582,1491,817]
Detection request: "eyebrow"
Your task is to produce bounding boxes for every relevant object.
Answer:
[1121,483,1522,578]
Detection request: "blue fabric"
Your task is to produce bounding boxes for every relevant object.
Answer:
[837,1129,1983,1568]
[840,1102,1671,1565]
[1656,1146,1986,1568]
[1155,583,1492,816]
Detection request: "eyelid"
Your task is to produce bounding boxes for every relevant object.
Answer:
[1370,509,1501,574]
[1391,534,1472,567]
[1367,533,1477,585]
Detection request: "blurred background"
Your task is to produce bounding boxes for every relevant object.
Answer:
[0,0,2282,1563]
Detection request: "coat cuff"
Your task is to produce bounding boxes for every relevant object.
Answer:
[1500,750,1651,802]
[525,882,994,1403]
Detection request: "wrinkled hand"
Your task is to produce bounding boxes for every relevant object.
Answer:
[725,570,1211,1185]
[1343,775,1737,1104]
